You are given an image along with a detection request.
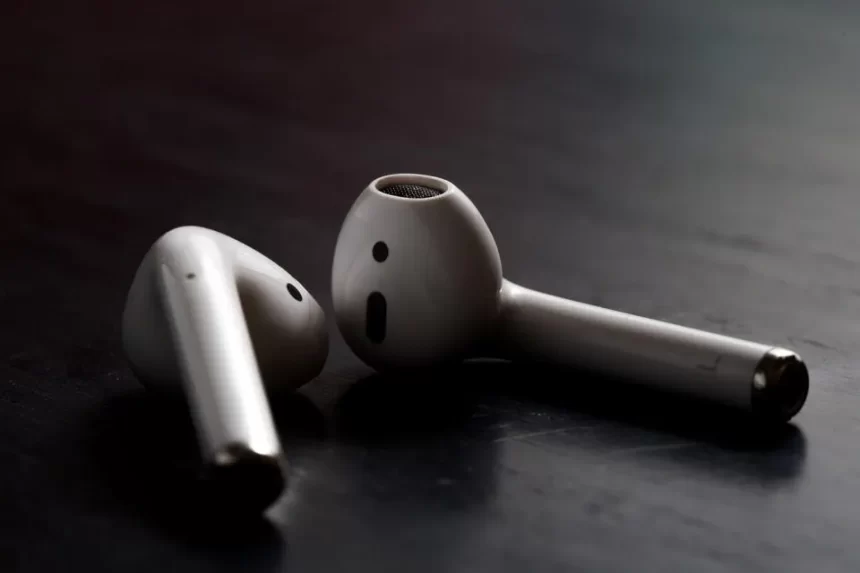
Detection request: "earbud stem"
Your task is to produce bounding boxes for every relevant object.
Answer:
[157,235,284,468]
[494,280,808,421]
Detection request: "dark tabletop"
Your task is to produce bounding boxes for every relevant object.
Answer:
[3,1,860,571]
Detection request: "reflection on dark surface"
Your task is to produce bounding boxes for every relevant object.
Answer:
[467,360,807,483]
[86,355,806,573]
[473,360,801,445]
[330,369,502,512]
[334,369,489,442]
[266,361,807,571]
[332,368,502,505]
[88,390,308,569]
[331,360,807,486]
[263,369,502,573]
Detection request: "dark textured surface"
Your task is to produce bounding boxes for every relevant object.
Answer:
[2,1,859,571]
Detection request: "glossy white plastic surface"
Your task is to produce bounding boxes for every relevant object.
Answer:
[332,174,501,370]
[497,280,770,408]
[332,174,807,420]
[123,226,328,464]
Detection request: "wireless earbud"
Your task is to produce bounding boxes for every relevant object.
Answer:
[332,174,809,422]
[123,226,328,511]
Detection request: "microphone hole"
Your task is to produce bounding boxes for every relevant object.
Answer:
[286,283,303,301]
[366,292,387,343]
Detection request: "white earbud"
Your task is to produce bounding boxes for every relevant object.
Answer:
[332,174,809,422]
[123,226,328,511]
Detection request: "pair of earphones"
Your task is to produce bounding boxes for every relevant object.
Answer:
[122,173,810,513]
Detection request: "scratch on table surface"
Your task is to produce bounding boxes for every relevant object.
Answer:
[493,425,594,443]
[788,336,837,352]
[601,441,695,458]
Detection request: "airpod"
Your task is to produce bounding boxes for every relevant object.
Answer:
[332,174,809,422]
[123,226,328,511]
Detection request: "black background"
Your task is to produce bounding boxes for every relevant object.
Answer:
[3,1,859,571]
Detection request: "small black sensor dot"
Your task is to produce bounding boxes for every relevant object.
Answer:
[286,283,303,301]
[186,273,196,279]
[372,241,389,262]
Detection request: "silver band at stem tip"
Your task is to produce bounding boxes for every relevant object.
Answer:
[202,443,287,513]
[751,348,810,423]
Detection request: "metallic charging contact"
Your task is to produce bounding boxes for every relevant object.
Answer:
[751,348,810,422]
[202,443,287,514]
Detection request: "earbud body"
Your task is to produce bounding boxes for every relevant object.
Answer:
[123,226,328,510]
[333,174,502,369]
[332,175,809,422]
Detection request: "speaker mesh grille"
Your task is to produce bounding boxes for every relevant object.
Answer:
[377,183,444,199]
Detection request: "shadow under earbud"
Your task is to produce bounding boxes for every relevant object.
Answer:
[475,361,802,444]
[266,385,328,443]
[87,388,318,562]
[332,368,503,508]
[336,360,806,487]
[333,369,485,443]
[466,360,808,483]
